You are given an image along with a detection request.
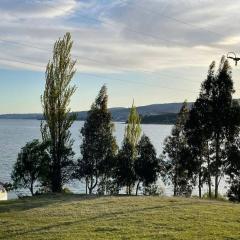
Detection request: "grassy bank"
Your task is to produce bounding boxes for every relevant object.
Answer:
[0,195,239,240]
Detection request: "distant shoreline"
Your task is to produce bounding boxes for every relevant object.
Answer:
[0,118,174,125]
[0,102,185,125]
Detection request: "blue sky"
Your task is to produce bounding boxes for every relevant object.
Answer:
[1,0,240,114]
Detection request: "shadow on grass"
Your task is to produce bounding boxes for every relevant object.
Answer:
[0,193,100,213]
[0,221,74,240]
[0,193,210,214]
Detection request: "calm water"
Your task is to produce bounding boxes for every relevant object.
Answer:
[0,119,227,198]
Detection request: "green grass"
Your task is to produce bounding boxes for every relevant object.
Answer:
[0,194,239,240]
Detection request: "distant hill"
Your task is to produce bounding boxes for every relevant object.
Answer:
[141,113,177,124]
[0,113,43,120]
[0,102,192,123]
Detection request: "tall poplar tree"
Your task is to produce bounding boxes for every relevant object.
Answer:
[41,32,76,193]
[126,102,142,151]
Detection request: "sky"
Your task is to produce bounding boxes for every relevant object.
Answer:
[1,0,240,114]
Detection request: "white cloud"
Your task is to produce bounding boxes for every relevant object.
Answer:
[0,0,239,73]
[0,0,79,20]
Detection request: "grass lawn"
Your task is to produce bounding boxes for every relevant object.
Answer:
[0,195,239,240]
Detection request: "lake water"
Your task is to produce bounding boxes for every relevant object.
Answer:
[0,119,227,198]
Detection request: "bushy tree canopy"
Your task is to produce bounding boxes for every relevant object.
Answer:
[135,135,159,195]
[11,140,50,196]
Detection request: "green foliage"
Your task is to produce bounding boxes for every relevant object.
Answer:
[225,143,240,202]
[97,178,119,196]
[116,103,142,195]
[141,113,177,124]
[228,179,240,202]
[125,102,141,150]
[162,101,193,197]
[11,139,50,196]
[77,85,117,194]
[2,182,13,192]
[41,32,77,192]
[116,139,136,194]
[135,135,159,195]
[61,187,73,194]
[185,98,213,198]
[143,183,164,196]
[186,56,240,199]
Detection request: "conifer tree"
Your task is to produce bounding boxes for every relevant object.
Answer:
[135,135,159,195]
[185,57,240,199]
[41,32,76,192]
[77,85,117,194]
[163,101,193,196]
[185,100,212,198]
[225,142,240,202]
[116,139,136,195]
[194,57,240,198]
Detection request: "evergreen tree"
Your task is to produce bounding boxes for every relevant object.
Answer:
[11,140,49,196]
[41,32,77,192]
[135,135,159,195]
[225,142,240,202]
[185,100,212,198]
[162,101,193,196]
[191,56,240,198]
[77,85,117,194]
[116,102,141,195]
[116,139,136,195]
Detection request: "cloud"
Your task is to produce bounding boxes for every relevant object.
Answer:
[0,0,239,73]
[0,0,79,20]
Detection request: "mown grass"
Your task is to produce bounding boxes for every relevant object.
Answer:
[0,194,239,240]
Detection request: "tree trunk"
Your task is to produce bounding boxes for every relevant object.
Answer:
[135,181,140,196]
[215,135,220,199]
[208,182,212,199]
[215,176,218,199]
[90,176,93,195]
[85,177,88,195]
[198,171,202,198]
[88,175,98,195]
[174,158,178,197]
[173,171,177,196]
[206,143,212,199]
[52,153,62,193]
[30,181,34,196]
[207,148,212,199]
[127,185,131,195]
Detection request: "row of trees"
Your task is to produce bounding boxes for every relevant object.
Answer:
[12,86,160,196]
[162,57,240,201]
[11,33,240,201]
[75,87,160,195]
[11,33,160,197]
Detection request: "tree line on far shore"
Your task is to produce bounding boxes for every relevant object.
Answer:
[10,33,240,202]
